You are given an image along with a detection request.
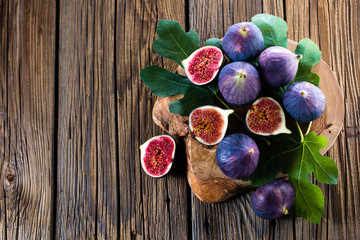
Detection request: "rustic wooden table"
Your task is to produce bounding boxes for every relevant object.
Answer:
[0,0,359,239]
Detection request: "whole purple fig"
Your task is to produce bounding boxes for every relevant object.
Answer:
[283,81,326,122]
[251,179,295,219]
[216,133,259,179]
[222,22,264,61]
[258,46,302,87]
[218,61,261,105]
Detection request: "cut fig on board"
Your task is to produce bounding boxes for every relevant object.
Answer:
[182,46,223,85]
[246,97,291,136]
[189,106,233,146]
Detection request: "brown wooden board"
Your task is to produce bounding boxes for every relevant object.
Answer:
[0,0,56,238]
[56,1,118,238]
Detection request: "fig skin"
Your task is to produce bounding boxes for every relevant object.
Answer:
[222,22,264,61]
[139,135,176,178]
[218,61,261,105]
[251,179,295,220]
[258,46,301,87]
[189,106,233,146]
[216,133,259,179]
[283,81,326,122]
[181,46,223,85]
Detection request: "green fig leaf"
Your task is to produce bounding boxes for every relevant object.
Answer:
[249,127,338,223]
[293,38,322,86]
[251,14,288,49]
[153,20,200,66]
[140,65,217,115]
[204,38,223,50]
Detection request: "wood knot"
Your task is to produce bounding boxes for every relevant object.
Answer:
[6,174,15,182]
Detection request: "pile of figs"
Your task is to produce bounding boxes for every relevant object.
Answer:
[140,21,326,220]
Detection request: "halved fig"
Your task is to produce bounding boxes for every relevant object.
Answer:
[189,106,233,146]
[246,97,291,136]
[182,46,223,85]
[139,135,176,178]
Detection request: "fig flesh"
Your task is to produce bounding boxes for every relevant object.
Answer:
[182,46,223,85]
[189,106,233,146]
[222,22,264,61]
[218,61,261,105]
[258,46,302,87]
[139,135,175,178]
[251,179,295,220]
[283,81,326,122]
[246,97,291,136]
[216,133,260,179]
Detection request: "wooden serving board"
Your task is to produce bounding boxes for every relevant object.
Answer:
[152,40,344,203]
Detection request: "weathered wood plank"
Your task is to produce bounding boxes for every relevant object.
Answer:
[116,0,188,239]
[0,0,56,238]
[56,1,118,238]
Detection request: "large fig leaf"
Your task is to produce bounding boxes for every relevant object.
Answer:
[153,20,200,66]
[293,38,322,86]
[140,66,216,115]
[251,14,288,49]
[249,129,338,223]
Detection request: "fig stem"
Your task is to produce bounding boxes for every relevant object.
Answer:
[296,120,304,143]
[305,121,313,135]
[214,92,244,123]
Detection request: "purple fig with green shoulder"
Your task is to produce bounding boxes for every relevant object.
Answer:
[218,61,261,105]
[222,22,264,61]
[251,179,296,219]
[283,81,326,122]
[216,133,260,179]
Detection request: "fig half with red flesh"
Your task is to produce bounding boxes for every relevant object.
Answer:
[182,46,223,85]
[246,97,291,136]
[139,135,176,178]
[189,106,233,146]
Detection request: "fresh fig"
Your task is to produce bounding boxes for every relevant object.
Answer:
[258,46,302,87]
[222,22,264,61]
[218,61,261,105]
[189,106,233,146]
[251,179,295,220]
[283,81,326,122]
[139,135,175,178]
[216,133,259,179]
[181,46,223,85]
[246,97,291,136]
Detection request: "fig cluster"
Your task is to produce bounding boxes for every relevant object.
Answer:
[142,18,327,222]
[176,21,327,220]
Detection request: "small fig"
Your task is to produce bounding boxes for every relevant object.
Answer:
[258,46,302,87]
[216,133,259,179]
[246,97,291,136]
[283,81,326,122]
[218,61,261,105]
[139,135,175,178]
[189,106,233,146]
[251,179,295,220]
[222,22,264,61]
[182,46,223,85]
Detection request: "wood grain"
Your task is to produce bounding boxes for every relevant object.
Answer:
[0,0,56,238]
[56,1,118,239]
[116,0,189,239]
